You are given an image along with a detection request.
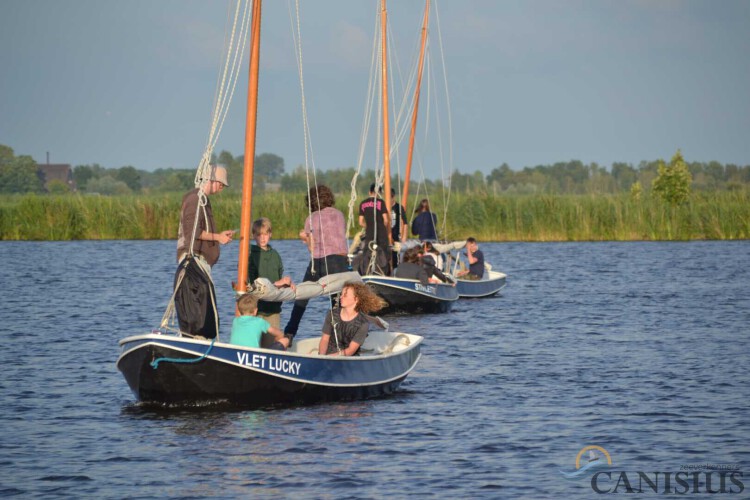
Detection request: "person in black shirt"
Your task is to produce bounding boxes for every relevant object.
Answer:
[357,183,391,275]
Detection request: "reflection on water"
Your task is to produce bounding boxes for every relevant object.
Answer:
[1,240,748,498]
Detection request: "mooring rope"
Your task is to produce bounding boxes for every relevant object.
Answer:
[150,337,217,370]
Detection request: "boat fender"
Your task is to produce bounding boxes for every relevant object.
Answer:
[382,334,410,354]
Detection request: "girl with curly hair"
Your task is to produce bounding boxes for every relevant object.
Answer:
[318,281,387,356]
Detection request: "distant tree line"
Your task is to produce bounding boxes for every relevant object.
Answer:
[2,143,749,197]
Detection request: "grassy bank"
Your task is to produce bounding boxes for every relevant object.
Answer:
[1,191,748,241]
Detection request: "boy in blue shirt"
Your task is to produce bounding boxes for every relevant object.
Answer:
[230,294,286,349]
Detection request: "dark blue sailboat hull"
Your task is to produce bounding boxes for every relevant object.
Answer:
[117,332,421,407]
[362,275,458,314]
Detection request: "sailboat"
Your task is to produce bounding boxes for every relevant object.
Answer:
[454,268,508,298]
[117,0,422,407]
[358,0,459,314]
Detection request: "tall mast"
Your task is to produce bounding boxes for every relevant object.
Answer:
[402,0,430,212]
[236,0,263,295]
[381,0,392,223]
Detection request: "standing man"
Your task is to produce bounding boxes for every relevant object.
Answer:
[176,165,234,274]
[389,188,407,269]
[174,165,234,338]
[358,183,391,275]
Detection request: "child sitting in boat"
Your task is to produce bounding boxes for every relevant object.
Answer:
[318,282,387,356]
[394,247,432,285]
[421,242,453,284]
[230,294,287,350]
[456,237,485,280]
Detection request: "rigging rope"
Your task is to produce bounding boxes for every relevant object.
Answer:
[162,0,250,336]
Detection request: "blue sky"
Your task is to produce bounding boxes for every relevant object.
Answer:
[2,0,749,176]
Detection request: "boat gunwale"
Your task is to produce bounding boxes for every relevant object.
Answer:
[362,275,459,301]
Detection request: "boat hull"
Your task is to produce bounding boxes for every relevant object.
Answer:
[117,332,421,407]
[455,271,507,298]
[362,275,458,314]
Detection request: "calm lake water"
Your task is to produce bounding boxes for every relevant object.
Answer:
[1,240,748,498]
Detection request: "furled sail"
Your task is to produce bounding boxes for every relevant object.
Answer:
[245,271,363,302]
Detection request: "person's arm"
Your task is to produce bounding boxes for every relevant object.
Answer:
[318,333,330,355]
[382,212,393,244]
[299,230,313,251]
[274,276,294,288]
[267,325,286,341]
[358,215,366,228]
[466,246,478,264]
[199,230,233,244]
[399,212,407,242]
[327,340,362,357]
[182,194,234,245]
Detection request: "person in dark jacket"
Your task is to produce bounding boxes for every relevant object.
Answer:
[411,198,438,241]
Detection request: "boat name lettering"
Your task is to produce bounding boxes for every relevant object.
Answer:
[237,352,267,368]
[414,284,436,294]
[236,352,301,375]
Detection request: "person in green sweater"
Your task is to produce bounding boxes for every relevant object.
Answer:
[248,217,294,347]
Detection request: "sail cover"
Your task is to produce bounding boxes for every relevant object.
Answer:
[246,271,363,302]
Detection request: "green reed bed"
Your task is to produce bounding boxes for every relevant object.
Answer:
[442,191,750,241]
[1,191,748,241]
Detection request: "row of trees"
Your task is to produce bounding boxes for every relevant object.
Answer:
[2,143,748,198]
[0,145,44,194]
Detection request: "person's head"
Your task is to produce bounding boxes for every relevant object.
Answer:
[403,246,422,264]
[466,236,478,251]
[369,183,383,196]
[203,165,229,195]
[237,293,259,316]
[340,281,387,314]
[252,217,273,248]
[306,184,335,213]
[423,241,438,255]
[415,198,430,214]
[390,188,398,206]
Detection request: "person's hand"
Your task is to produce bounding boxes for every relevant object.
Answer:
[279,276,295,289]
[216,230,234,244]
[285,276,296,291]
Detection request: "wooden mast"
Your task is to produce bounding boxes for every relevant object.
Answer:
[381,0,393,232]
[236,0,263,296]
[402,0,430,212]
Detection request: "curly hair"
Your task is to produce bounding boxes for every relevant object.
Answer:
[305,184,335,213]
[343,281,387,314]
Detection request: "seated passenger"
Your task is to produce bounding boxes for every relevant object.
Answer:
[421,241,452,284]
[230,294,286,350]
[456,237,485,280]
[421,241,444,270]
[394,247,431,285]
[319,281,387,356]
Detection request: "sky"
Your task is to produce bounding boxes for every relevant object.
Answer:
[2,0,749,177]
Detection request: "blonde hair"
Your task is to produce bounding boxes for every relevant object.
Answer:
[343,281,387,314]
[252,217,272,237]
[237,294,259,315]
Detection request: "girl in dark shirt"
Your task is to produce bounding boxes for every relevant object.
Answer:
[319,282,387,356]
